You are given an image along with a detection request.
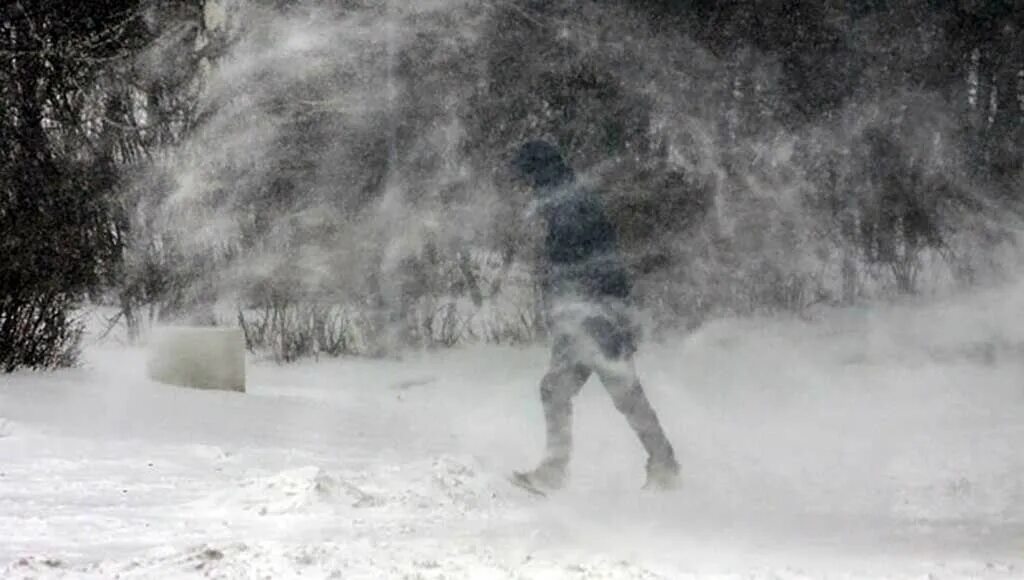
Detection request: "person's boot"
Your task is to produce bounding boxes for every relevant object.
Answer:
[514,460,567,494]
[642,456,680,491]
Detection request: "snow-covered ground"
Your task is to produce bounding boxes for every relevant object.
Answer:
[3,285,1024,578]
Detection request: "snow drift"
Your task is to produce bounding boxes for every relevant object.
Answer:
[2,280,1024,578]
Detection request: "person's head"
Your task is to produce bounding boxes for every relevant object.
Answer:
[509,140,575,192]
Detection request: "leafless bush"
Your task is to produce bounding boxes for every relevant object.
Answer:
[1,294,83,372]
[238,301,361,362]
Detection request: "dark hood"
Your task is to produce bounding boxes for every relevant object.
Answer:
[510,140,575,191]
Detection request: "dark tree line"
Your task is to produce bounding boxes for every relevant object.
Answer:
[1,1,202,370]
[3,0,1023,369]
[466,1,1022,322]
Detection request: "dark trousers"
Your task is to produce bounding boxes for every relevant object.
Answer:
[537,311,677,476]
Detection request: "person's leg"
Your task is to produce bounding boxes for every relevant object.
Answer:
[590,334,680,488]
[527,335,591,489]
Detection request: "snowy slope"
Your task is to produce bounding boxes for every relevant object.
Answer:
[2,286,1024,579]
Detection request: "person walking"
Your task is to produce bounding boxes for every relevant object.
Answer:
[509,140,680,493]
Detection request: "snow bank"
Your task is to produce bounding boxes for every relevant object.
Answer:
[3,281,1024,578]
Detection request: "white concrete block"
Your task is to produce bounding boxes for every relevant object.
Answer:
[147,327,246,393]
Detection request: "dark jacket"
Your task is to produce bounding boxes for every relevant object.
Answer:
[539,185,631,303]
[511,140,631,305]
